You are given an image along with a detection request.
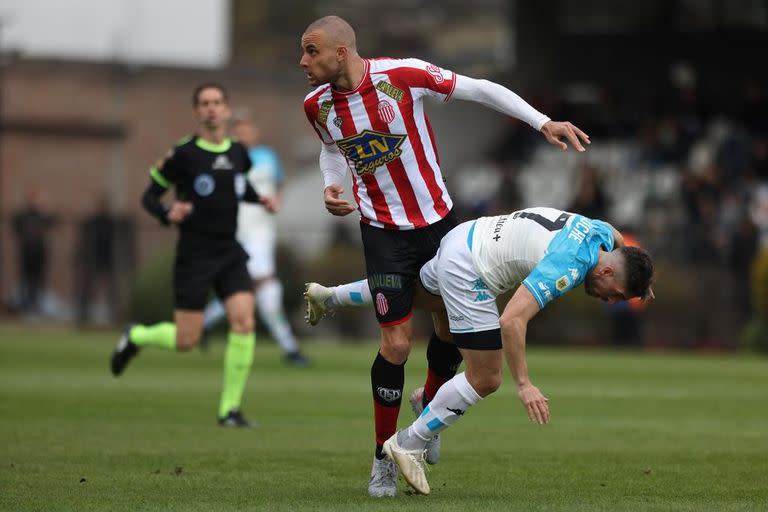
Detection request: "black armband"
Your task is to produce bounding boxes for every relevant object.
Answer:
[141,180,170,225]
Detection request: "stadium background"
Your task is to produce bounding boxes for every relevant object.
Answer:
[1,1,768,345]
[1,2,768,511]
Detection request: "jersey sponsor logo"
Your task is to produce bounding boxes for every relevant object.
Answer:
[375,293,389,316]
[426,64,445,84]
[337,129,406,176]
[376,80,405,102]
[447,407,465,416]
[448,313,465,322]
[491,215,508,241]
[556,275,570,292]
[194,174,215,197]
[212,154,234,170]
[234,174,246,198]
[368,273,403,290]
[318,100,333,124]
[377,100,396,124]
[376,386,401,402]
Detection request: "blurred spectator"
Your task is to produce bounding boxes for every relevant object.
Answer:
[11,187,57,314]
[728,212,759,324]
[75,196,117,325]
[567,163,608,220]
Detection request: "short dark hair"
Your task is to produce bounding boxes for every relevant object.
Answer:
[192,82,228,106]
[621,246,654,298]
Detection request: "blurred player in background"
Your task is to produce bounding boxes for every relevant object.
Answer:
[110,83,276,427]
[202,117,312,367]
[300,15,590,496]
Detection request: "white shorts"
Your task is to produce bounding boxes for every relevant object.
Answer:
[239,235,276,280]
[419,220,502,349]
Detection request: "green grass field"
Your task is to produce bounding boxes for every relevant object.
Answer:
[1,324,767,511]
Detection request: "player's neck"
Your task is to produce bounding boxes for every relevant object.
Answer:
[197,128,227,145]
[334,55,366,92]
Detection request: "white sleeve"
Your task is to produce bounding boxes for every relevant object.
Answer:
[319,143,349,189]
[451,74,550,131]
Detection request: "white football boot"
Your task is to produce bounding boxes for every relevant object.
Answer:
[368,456,398,497]
[303,282,335,326]
[409,387,441,465]
[382,433,430,495]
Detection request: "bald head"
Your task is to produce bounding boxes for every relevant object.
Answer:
[304,15,357,51]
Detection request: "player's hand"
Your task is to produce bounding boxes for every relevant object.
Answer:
[260,195,279,214]
[324,184,356,216]
[541,121,590,152]
[517,382,550,425]
[167,201,193,224]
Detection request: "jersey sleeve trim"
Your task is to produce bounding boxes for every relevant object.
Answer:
[522,279,546,310]
[149,166,171,189]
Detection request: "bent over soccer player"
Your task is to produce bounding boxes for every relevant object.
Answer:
[380,207,654,494]
[300,15,591,496]
[110,83,276,427]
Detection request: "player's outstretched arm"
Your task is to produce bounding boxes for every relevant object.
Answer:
[451,75,589,152]
[499,285,550,425]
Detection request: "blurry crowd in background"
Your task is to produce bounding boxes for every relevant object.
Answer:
[3,0,768,352]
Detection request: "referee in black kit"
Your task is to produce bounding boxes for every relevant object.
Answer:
[110,82,276,427]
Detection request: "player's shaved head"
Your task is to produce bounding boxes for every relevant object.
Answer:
[304,15,357,51]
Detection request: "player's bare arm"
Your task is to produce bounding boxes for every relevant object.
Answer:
[499,285,550,425]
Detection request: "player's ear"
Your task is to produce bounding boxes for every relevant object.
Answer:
[337,45,348,61]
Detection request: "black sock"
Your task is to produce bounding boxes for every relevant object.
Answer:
[371,351,405,459]
[423,332,463,408]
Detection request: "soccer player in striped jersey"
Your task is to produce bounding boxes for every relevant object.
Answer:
[300,15,590,497]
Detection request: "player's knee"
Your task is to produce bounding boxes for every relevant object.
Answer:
[469,370,502,397]
[229,314,254,334]
[176,331,200,351]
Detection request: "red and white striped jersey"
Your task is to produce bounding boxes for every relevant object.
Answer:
[303,58,456,230]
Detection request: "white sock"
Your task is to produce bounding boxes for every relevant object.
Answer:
[203,298,227,330]
[330,279,371,307]
[401,372,481,450]
[257,278,299,354]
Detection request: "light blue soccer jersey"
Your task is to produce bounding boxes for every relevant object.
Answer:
[248,146,284,187]
[522,215,615,309]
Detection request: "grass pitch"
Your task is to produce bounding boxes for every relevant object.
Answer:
[1,324,767,511]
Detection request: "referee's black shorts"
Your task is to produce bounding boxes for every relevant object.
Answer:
[360,210,457,326]
[173,234,252,310]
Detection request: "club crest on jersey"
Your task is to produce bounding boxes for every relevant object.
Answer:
[333,116,343,128]
[194,174,215,197]
[337,129,406,176]
[375,81,404,102]
[556,275,570,292]
[318,100,333,124]
[377,100,396,124]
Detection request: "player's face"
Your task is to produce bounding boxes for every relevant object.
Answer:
[300,30,341,86]
[194,88,231,130]
[584,271,628,304]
